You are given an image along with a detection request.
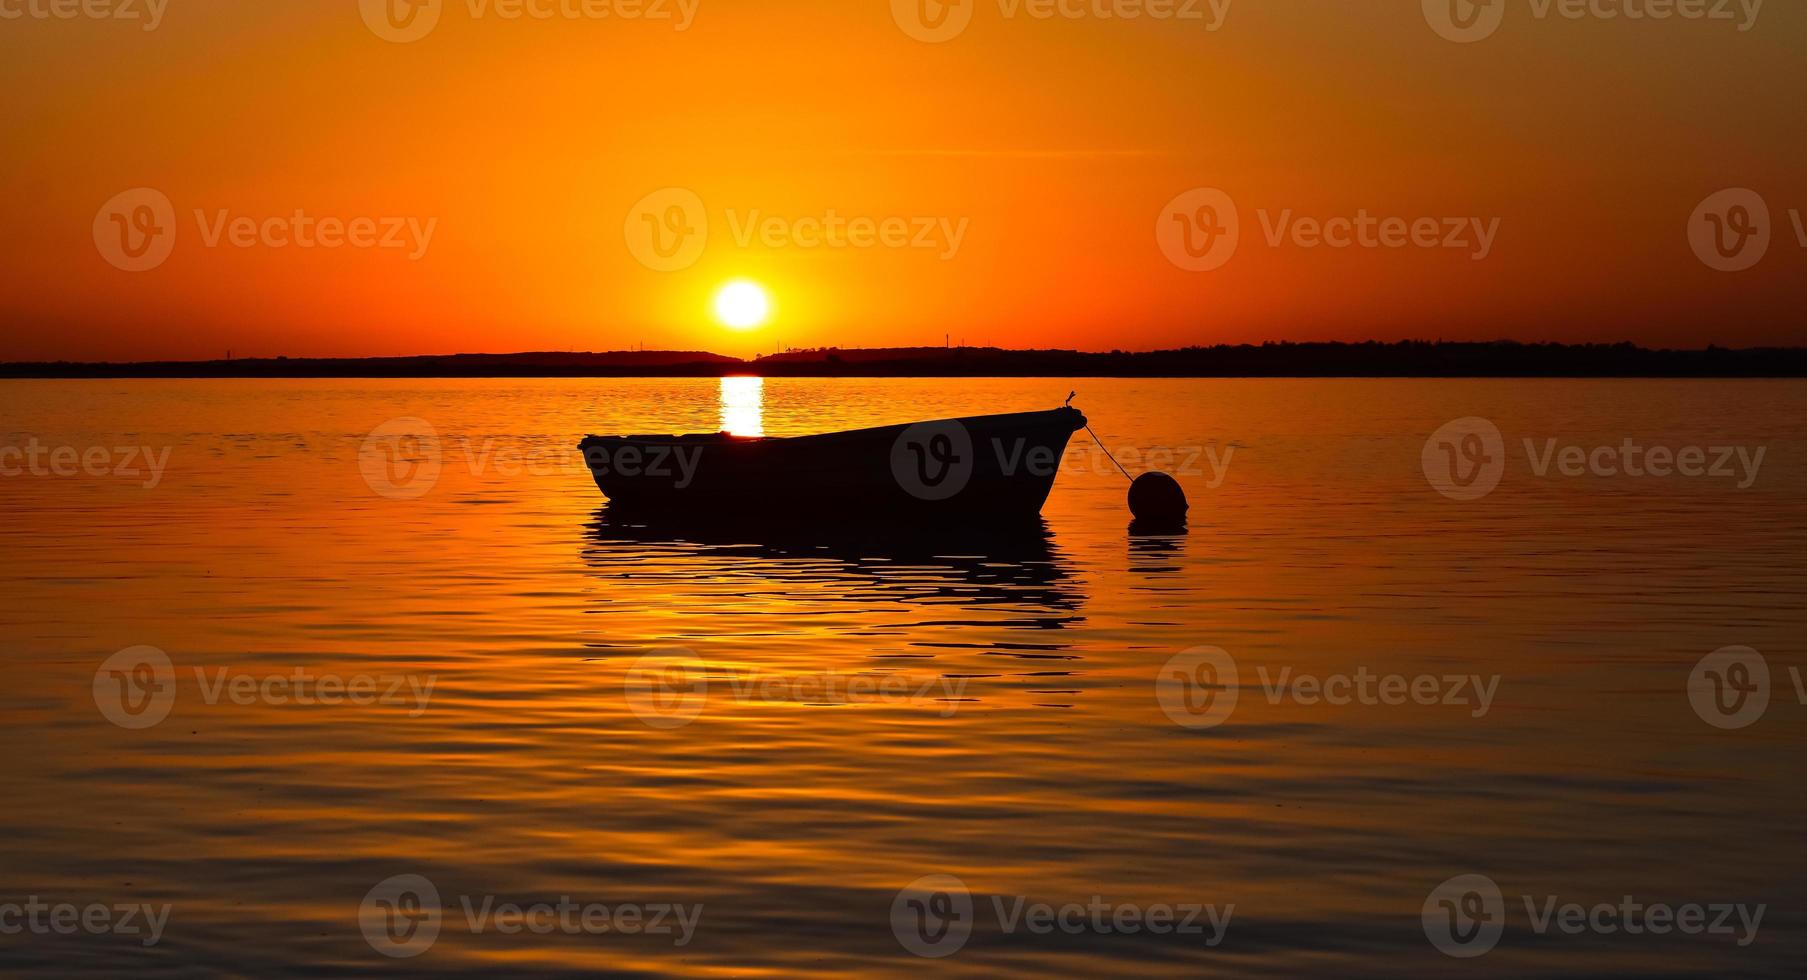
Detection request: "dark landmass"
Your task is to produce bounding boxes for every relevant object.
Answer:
[0,349,741,379]
[3,342,1805,379]
[750,343,1807,377]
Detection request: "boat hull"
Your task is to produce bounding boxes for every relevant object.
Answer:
[579,407,1086,520]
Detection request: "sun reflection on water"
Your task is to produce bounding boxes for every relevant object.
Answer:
[1,379,1803,977]
[720,376,764,437]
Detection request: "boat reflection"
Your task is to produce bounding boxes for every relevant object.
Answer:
[581,506,1084,617]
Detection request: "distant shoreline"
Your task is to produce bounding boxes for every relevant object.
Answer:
[4,342,1806,379]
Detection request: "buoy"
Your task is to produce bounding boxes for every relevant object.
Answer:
[1076,405,1191,529]
[1129,471,1188,524]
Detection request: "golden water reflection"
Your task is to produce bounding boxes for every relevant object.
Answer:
[720,376,764,436]
[2,379,1804,977]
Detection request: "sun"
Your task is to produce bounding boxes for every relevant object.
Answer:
[713,280,771,330]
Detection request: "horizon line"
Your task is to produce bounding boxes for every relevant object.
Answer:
[7,338,1806,369]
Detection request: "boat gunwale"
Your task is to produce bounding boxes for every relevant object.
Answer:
[578,407,1085,448]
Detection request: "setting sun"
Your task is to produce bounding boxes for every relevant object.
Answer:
[713,281,771,331]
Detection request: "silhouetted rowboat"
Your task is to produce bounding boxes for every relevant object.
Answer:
[579,406,1087,519]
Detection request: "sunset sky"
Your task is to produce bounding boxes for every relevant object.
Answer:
[2,0,1803,361]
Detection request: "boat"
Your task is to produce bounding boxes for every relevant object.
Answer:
[578,405,1087,520]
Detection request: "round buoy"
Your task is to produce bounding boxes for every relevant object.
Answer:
[1128,472,1188,524]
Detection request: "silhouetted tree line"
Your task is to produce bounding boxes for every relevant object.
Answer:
[4,341,1802,378]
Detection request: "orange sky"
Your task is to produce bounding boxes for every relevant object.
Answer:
[1,0,1803,361]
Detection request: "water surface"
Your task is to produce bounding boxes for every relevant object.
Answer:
[1,378,1803,976]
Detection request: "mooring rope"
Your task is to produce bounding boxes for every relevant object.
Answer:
[1085,424,1134,483]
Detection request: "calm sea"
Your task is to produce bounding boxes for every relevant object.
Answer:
[1,378,1803,976]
